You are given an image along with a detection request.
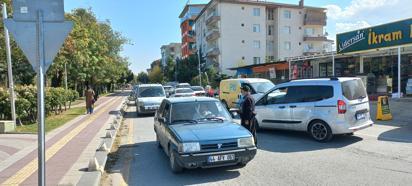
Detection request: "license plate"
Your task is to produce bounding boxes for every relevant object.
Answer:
[208,154,235,163]
[356,113,366,120]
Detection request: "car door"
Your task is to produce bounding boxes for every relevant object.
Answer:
[255,87,293,129]
[285,86,316,131]
[159,103,171,148]
[154,101,165,141]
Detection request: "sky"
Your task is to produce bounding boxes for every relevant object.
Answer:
[65,0,412,74]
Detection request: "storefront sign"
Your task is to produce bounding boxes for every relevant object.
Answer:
[337,18,412,54]
[376,96,392,121]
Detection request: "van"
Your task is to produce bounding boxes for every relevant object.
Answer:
[219,78,275,109]
[254,77,373,142]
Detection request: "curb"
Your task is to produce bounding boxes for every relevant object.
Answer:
[76,97,129,186]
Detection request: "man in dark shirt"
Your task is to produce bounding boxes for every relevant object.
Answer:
[240,85,257,145]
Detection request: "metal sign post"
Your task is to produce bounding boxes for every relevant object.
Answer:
[2,3,16,127]
[4,1,73,185]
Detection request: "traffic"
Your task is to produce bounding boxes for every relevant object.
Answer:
[130,77,373,173]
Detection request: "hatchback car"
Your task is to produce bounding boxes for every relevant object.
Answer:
[154,97,257,173]
[254,77,373,142]
[135,84,166,115]
[191,86,206,96]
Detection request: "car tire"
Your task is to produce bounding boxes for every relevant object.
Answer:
[309,120,333,142]
[169,148,183,173]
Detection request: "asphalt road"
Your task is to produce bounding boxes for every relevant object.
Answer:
[121,105,412,186]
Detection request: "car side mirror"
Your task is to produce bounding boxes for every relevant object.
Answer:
[158,117,167,123]
[229,108,240,119]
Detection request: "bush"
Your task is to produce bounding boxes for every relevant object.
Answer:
[0,85,81,125]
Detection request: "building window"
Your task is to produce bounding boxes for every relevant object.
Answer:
[267,41,274,51]
[242,56,245,60]
[242,40,245,43]
[267,9,274,20]
[253,57,261,64]
[253,8,260,16]
[253,24,261,32]
[284,10,291,19]
[253,40,261,48]
[283,26,291,34]
[304,43,314,52]
[304,28,315,36]
[268,25,274,36]
[284,42,291,50]
[241,23,245,27]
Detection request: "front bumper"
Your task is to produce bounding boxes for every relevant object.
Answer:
[176,147,257,169]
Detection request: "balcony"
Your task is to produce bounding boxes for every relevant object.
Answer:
[206,46,220,57]
[206,12,220,26]
[205,29,220,41]
[304,10,327,26]
[303,35,328,41]
[303,48,326,55]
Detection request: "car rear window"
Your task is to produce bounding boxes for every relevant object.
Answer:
[341,79,367,100]
[176,89,193,93]
[286,86,334,103]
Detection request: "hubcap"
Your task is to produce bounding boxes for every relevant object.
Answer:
[311,123,328,140]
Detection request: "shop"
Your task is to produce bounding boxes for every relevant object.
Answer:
[229,61,289,84]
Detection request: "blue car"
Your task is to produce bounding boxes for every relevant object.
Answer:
[154,97,257,173]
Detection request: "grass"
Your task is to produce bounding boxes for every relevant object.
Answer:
[16,107,85,133]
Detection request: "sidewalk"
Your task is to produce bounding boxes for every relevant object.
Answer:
[0,93,126,185]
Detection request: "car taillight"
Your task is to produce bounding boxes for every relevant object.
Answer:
[338,100,346,114]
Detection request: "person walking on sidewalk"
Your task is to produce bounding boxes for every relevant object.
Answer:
[239,85,257,146]
[85,85,96,114]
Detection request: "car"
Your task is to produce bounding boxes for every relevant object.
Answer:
[219,78,275,109]
[163,85,174,97]
[191,86,206,96]
[176,83,191,89]
[254,77,374,142]
[154,97,257,173]
[171,88,195,97]
[135,84,166,115]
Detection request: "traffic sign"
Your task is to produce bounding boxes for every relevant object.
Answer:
[12,0,65,22]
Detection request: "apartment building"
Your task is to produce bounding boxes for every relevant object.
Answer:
[179,4,206,59]
[195,0,332,75]
[160,43,182,66]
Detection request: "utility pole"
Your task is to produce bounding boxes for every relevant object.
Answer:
[2,3,16,127]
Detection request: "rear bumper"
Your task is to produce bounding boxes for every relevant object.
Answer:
[138,106,159,114]
[332,120,374,134]
[176,147,257,169]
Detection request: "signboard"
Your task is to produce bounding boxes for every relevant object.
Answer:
[376,96,392,120]
[337,18,412,54]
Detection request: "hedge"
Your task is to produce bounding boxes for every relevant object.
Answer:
[0,86,79,125]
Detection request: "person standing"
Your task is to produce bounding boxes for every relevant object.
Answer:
[239,85,257,145]
[85,86,95,114]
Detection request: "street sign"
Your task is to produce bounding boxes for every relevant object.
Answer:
[4,1,73,185]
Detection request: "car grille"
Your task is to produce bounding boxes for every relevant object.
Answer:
[201,142,238,150]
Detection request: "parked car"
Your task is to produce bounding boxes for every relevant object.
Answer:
[163,85,174,97]
[154,97,257,173]
[135,84,166,115]
[254,77,374,142]
[176,83,191,89]
[219,78,275,109]
[191,86,206,96]
[171,88,195,97]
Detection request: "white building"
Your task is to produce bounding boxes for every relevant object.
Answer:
[195,0,332,75]
[161,43,182,66]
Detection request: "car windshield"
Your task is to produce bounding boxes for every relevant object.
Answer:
[250,82,275,93]
[138,87,165,97]
[171,101,231,124]
[191,87,204,91]
[176,88,194,94]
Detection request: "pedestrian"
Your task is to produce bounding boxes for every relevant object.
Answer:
[85,85,95,114]
[239,85,257,146]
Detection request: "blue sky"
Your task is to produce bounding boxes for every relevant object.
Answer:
[65,0,412,74]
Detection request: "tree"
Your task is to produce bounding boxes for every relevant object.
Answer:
[137,72,149,84]
[148,65,164,84]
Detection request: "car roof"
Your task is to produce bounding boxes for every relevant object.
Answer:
[178,83,190,85]
[191,86,203,88]
[223,78,272,83]
[280,77,361,86]
[138,84,162,87]
[166,97,219,104]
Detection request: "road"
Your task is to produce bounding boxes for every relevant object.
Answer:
[116,104,412,186]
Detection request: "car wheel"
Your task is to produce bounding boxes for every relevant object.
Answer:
[309,120,333,142]
[169,148,183,173]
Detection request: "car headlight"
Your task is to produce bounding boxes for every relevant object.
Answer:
[179,142,200,153]
[238,137,255,148]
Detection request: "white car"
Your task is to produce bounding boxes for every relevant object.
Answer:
[135,84,166,115]
[254,77,373,142]
[191,86,206,96]
[171,88,195,97]
[176,83,191,89]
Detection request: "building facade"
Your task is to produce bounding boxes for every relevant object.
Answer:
[160,43,182,67]
[195,0,332,75]
[179,4,206,59]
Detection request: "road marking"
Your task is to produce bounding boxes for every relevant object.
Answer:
[2,97,122,185]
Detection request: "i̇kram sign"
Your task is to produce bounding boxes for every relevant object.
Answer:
[337,18,412,54]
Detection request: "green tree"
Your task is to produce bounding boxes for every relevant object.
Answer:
[148,65,164,84]
[137,71,149,84]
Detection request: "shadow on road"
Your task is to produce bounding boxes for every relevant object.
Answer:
[119,141,241,186]
[257,129,363,153]
[378,127,412,143]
